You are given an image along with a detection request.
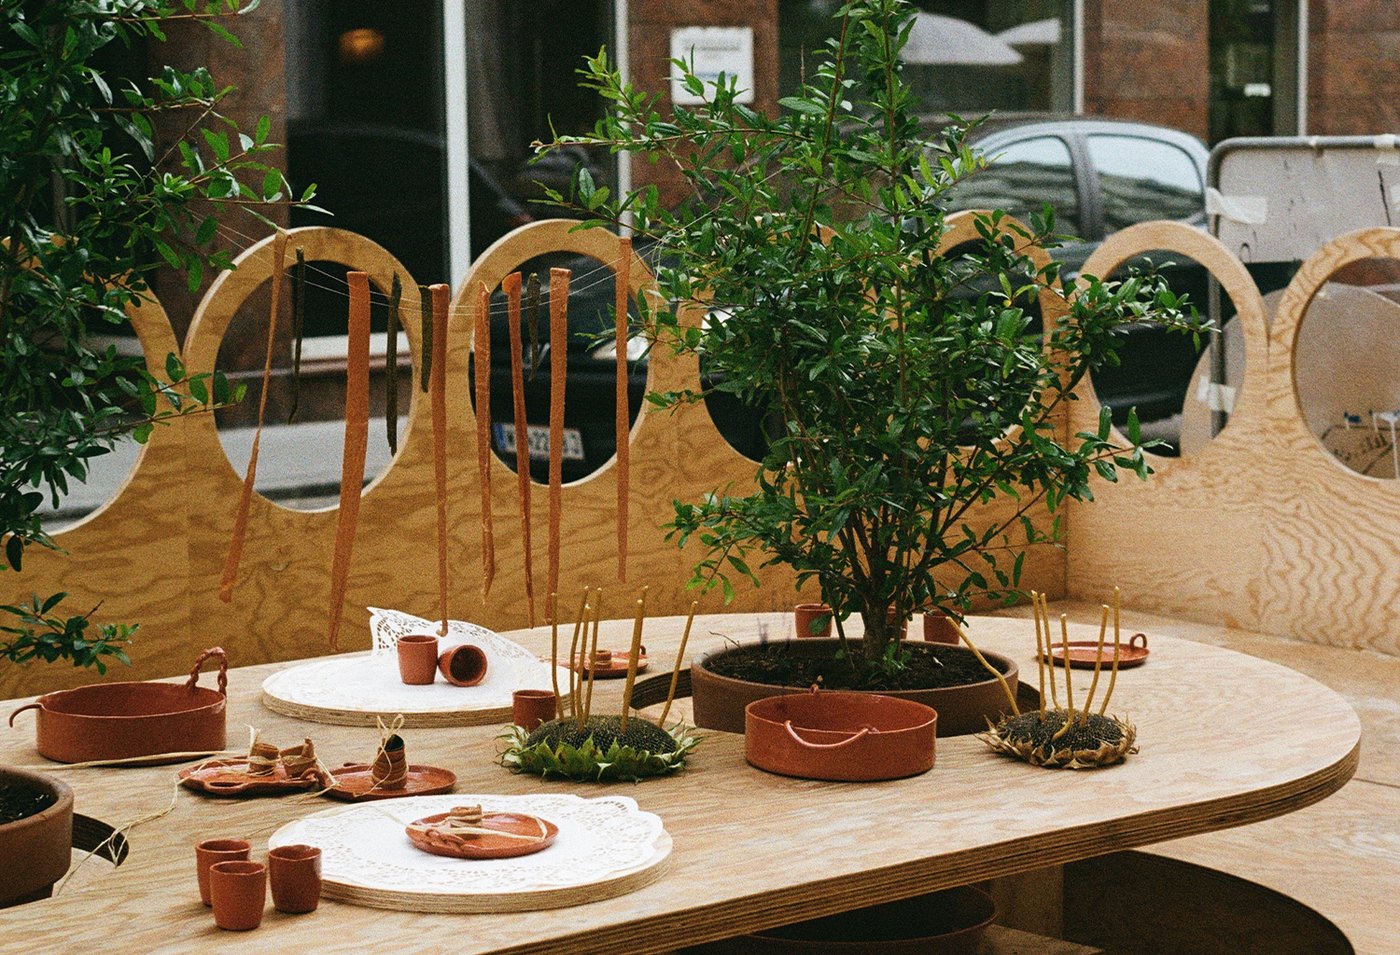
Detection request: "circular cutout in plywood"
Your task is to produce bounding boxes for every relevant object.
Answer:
[1077,221,1268,464]
[38,296,177,534]
[259,609,571,727]
[214,262,410,510]
[460,220,657,486]
[1293,259,1400,479]
[268,793,671,913]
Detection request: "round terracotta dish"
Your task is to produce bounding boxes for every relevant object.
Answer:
[745,691,936,782]
[8,647,227,765]
[325,763,457,801]
[406,811,557,859]
[0,767,73,908]
[1044,633,1150,670]
[573,647,648,679]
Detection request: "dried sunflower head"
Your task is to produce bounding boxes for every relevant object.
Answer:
[498,716,699,782]
[979,708,1137,769]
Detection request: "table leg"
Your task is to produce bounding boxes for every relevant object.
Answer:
[983,864,1064,938]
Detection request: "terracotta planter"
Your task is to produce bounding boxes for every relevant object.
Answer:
[268,844,322,914]
[746,690,936,781]
[437,644,488,687]
[691,639,1018,738]
[195,837,251,906]
[209,860,266,931]
[8,647,227,765]
[512,689,558,731]
[0,767,73,908]
[689,885,996,954]
[396,634,439,685]
[793,604,833,638]
[923,612,960,645]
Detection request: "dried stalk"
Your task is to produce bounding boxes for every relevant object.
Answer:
[658,600,699,728]
[953,619,1019,715]
[1099,587,1123,716]
[549,592,561,719]
[1031,589,1046,718]
[619,588,647,733]
[1081,604,1110,724]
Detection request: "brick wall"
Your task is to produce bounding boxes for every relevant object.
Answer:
[1081,0,1211,141]
[627,0,780,210]
[1306,0,1400,134]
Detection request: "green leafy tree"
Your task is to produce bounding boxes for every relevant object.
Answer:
[0,0,310,672]
[539,0,1202,676]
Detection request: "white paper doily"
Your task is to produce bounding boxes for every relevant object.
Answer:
[260,608,572,727]
[269,793,671,912]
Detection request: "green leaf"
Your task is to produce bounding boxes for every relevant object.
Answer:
[777,96,825,116]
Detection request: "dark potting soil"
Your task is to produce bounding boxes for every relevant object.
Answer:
[997,710,1126,751]
[704,641,1009,692]
[0,783,56,825]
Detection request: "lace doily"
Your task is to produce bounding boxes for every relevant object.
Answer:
[260,608,572,727]
[269,793,671,912]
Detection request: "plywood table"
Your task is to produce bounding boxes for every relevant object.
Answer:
[0,612,1359,953]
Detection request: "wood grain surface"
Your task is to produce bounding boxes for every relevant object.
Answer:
[0,610,1359,954]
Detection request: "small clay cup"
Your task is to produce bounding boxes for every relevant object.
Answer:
[794,603,833,638]
[195,838,251,906]
[397,634,440,685]
[923,611,960,645]
[209,860,266,930]
[512,689,558,731]
[268,844,322,914]
[437,644,488,687]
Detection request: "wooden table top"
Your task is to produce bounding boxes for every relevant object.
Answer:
[0,610,1360,954]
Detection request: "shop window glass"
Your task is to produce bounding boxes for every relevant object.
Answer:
[1087,135,1204,233]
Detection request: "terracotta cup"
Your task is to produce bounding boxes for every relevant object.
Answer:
[268,844,322,914]
[397,634,440,685]
[195,838,251,906]
[209,860,266,931]
[923,611,960,645]
[793,603,833,638]
[512,689,558,731]
[438,644,488,687]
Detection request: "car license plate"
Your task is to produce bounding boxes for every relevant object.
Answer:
[493,423,584,462]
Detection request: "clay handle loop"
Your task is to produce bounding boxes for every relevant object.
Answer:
[202,778,253,793]
[784,720,872,750]
[7,702,40,727]
[185,646,229,696]
[1130,633,1148,649]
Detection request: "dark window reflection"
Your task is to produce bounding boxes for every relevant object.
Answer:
[948,135,1081,235]
[1087,135,1204,233]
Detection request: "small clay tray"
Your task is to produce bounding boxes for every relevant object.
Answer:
[406,811,558,860]
[178,758,323,798]
[324,763,457,802]
[570,647,648,679]
[1042,633,1149,670]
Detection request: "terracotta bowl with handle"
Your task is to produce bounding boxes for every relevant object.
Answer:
[745,689,936,782]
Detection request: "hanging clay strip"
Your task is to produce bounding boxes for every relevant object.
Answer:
[384,272,402,454]
[527,272,542,381]
[327,271,373,651]
[474,281,495,597]
[504,272,535,626]
[287,246,306,424]
[430,283,450,636]
[547,267,571,614]
[615,236,632,583]
[219,229,289,603]
[418,284,433,393]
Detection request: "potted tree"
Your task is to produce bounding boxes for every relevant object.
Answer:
[1,0,305,901]
[543,0,1198,736]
